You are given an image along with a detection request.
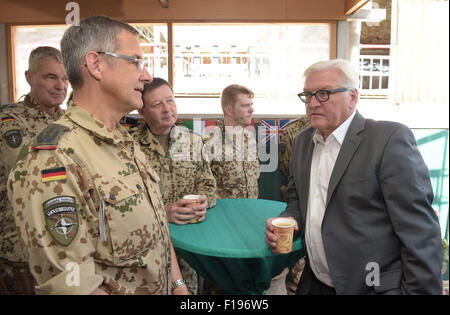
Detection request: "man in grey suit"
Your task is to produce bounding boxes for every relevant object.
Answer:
[265,59,442,295]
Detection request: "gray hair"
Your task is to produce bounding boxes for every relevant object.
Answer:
[304,59,359,89]
[61,15,138,88]
[28,46,64,73]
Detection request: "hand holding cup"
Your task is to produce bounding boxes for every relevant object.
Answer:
[265,217,298,254]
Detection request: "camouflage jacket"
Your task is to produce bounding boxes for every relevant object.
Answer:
[0,94,64,262]
[7,104,172,295]
[279,116,311,177]
[130,123,216,208]
[204,121,260,199]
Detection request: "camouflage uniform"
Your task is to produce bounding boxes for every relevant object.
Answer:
[205,121,259,199]
[130,123,216,208]
[7,103,172,295]
[278,116,310,295]
[131,123,217,295]
[0,94,63,294]
[278,116,311,177]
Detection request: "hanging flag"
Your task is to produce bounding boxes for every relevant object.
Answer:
[183,120,194,131]
[192,119,217,135]
[259,119,290,144]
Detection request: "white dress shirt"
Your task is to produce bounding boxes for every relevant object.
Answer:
[305,110,356,287]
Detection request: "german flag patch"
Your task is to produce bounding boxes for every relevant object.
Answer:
[1,116,14,123]
[41,167,67,183]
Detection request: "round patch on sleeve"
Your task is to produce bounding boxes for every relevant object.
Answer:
[3,130,22,148]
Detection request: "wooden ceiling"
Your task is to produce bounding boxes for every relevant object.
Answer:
[0,0,369,24]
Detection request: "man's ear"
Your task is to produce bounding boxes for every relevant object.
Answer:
[137,107,144,117]
[25,70,33,86]
[349,88,359,111]
[224,104,233,117]
[84,51,103,81]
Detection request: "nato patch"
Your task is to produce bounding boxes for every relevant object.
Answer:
[43,196,79,246]
[3,130,22,148]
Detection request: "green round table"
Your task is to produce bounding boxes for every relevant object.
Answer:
[169,198,304,294]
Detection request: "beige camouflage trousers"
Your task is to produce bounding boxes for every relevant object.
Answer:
[286,257,306,295]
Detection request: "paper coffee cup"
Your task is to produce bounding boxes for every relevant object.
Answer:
[183,194,201,223]
[272,218,295,253]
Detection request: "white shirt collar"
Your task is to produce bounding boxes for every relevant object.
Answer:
[313,110,357,145]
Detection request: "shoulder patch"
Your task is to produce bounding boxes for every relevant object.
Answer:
[41,166,67,183]
[3,130,22,148]
[43,195,79,246]
[31,124,69,150]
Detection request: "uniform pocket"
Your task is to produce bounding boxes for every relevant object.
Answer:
[98,174,154,265]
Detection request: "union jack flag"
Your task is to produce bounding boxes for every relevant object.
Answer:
[259,120,291,144]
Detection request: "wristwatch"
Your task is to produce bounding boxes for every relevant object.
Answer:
[172,278,186,290]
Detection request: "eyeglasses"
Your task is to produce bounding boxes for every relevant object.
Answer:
[97,51,146,71]
[298,87,351,104]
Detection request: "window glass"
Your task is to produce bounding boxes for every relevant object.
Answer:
[173,23,330,115]
[133,24,169,81]
[14,24,168,108]
[13,23,329,115]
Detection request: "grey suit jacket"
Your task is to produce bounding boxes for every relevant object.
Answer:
[281,111,442,294]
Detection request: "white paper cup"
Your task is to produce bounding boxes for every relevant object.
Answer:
[183,194,201,223]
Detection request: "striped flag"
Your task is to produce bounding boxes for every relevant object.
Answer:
[184,119,217,135]
[41,167,67,183]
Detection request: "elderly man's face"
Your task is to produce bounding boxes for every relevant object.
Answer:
[101,30,152,113]
[139,85,178,135]
[26,57,68,110]
[304,68,358,139]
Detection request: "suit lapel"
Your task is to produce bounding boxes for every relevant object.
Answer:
[299,129,315,226]
[325,111,365,208]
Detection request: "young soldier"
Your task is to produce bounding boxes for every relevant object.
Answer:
[205,84,259,199]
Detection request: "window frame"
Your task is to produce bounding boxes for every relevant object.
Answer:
[7,21,336,105]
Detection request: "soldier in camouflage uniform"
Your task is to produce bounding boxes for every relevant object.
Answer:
[0,46,67,294]
[204,84,259,199]
[131,78,217,295]
[7,16,187,295]
[279,116,311,178]
[278,116,310,295]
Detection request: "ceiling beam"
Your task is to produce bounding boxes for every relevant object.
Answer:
[345,0,370,15]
